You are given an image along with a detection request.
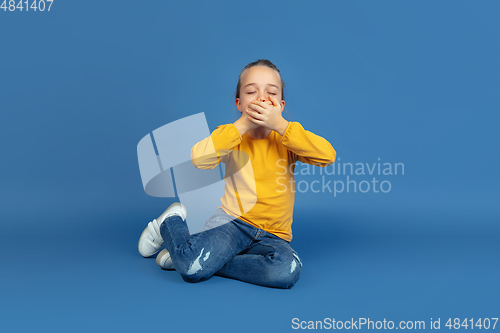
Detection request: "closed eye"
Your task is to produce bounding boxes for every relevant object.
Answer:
[246,92,276,95]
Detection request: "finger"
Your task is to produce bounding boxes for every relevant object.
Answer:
[247,105,261,114]
[250,101,268,112]
[247,103,263,114]
[247,115,264,125]
[246,109,264,120]
[249,106,269,119]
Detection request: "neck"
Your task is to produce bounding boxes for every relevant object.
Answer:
[247,126,271,139]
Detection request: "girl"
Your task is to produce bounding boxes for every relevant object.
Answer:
[138,59,336,289]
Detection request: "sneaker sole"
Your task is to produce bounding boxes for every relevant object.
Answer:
[156,249,175,270]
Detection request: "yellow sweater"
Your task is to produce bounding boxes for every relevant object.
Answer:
[190,121,336,241]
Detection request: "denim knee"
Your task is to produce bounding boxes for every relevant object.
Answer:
[263,250,302,289]
[275,259,302,289]
[173,247,218,283]
[180,272,209,284]
[177,265,215,283]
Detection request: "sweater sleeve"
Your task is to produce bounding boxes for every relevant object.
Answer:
[280,121,336,167]
[191,123,242,169]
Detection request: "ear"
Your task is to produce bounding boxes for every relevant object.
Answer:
[280,100,285,112]
[235,98,242,112]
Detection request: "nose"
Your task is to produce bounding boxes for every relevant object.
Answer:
[257,91,269,102]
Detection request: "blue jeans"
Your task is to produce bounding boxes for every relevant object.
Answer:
[159,208,302,289]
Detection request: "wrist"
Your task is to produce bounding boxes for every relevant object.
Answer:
[275,118,289,136]
[233,118,249,137]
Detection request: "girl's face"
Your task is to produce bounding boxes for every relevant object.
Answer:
[236,65,285,113]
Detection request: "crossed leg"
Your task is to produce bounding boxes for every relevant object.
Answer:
[159,212,302,289]
[216,235,302,289]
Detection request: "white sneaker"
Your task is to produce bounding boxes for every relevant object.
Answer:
[156,249,175,270]
[138,202,187,257]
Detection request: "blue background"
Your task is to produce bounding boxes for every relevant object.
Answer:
[1,0,499,332]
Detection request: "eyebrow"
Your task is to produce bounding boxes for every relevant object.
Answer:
[243,83,280,89]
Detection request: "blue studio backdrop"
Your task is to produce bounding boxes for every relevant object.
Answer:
[1,1,499,332]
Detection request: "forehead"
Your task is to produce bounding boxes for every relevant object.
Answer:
[240,66,281,88]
